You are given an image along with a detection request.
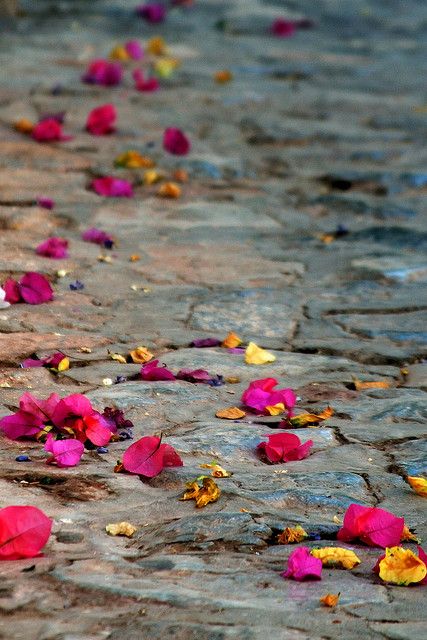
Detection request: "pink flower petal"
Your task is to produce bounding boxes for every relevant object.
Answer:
[3,278,21,303]
[83,414,112,446]
[0,411,43,440]
[91,177,133,198]
[19,272,53,304]
[271,18,297,37]
[0,505,52,560]
[140,359,176,381]
[337,504,405,548]
[136,3,167,22]
[257,432,312,463]
[36,237,69,259]
[281,547,322,581]
[123,435,182,477]
[86,104,117,136]
[125,40,144,60]
[163,127,191,155]
[133,69,160,92]
[82,59,123,86]
[44,434,84,467]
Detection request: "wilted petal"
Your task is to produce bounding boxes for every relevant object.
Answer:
[36,237,69,259]
[140,359,176,381]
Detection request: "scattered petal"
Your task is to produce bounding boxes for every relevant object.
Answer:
[215,407,246,420]
[123,435,183,478]
[180,477,221,508]
[311,547,361,570]
[82,227,114,247]
[200,462,232,478]
[86,104,117,136]
[352,378,391,390]
[191,338,221,348]
[163,127,191,155]
[245,342,276,365]
[320,593,340,607]
[129,346,154,364]
[242,378,296,415]
[157,182,181,198]
[337,504,405,548]
[147,36,166,56]
[281,547,322,581]
[136,3,167,23]
[407,476,427,497]
[44,434,84,468]
[271,18,297,38]
[82,59,123,86]
[378,546,427,586]
[106,522,137,537]
[277,525,308,544]
[289,406,334,427]
[0,505,52,560]
[257,432,313,464]
[36,237,69,259]
[115,150,155,169]
[140,359,176,381]
[91,177,133,198]
[222,332,242,348]
[214,70,233,83]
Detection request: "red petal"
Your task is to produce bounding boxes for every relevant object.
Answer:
[123,435,165,477]
[83,414,112,446]
[0,506,52,560]
[161,443,183,468]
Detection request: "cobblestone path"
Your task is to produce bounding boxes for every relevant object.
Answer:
[0,1,426,638]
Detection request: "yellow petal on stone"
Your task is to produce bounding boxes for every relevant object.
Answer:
[222,331,242,348]
[154,57,180,78]
[109,45,130,61]
[215,407,246,420]
[320,593,340,607]
[106,522,137,537]
[14,118,34,134]
[245,342,276,365]
[311,547,361,570]
[109,352,127,364]
[290,406,334,427]
[265,403,285,416]
[143,169,163,185]
[352,377,391,390]
[379,547,427,586]
[214,70,233,84]
[157,182,181,198]
[146,36,167,56]
[115,150,155,169]
[180,477,221,508]
[200,462,232,478]
[129,347,153,364]
[407,476,427,497]
[277,525,308,544]
[57,357,70,372]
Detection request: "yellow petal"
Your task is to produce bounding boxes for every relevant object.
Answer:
[157,182,181,198]
[401,525,420,544]
[147,36,167,56]
[245,342,276,365]
[265,403,285,416]
[290,406,334,427]
[214,70,233,84]
[407,476,427,497]
[109,352,127,364]
[311,547,361,570]
[353,377,391,390]
[154,57,180,78]
[320,593,340,607]
[14,118,34,134]
[200,462,232,478]
[57,357,70,372]
[277,525,308,544]
[129,346,153,364]
[115,150,155,169]
[106,522,137,537]
[222,331,242,348]
[180,477,221,508]
[109,45,130,61]
[379,547,427,586]
[215,407,246,420]
[143,169,163,185]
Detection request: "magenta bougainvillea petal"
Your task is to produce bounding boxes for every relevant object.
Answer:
[337,504,405,548]
[140,359,176,381]
[0,506,52,560]
[163,127,191,155]
[123,435,182,477]
[281,547,322,581]
[44,434,84,468]
[36,237,69,259]
[91,177,133,197]
[86,104,117,136]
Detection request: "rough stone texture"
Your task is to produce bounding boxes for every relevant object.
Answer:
[0,0,426,638]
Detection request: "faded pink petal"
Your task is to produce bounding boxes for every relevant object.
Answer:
[19,392,60,423]
[176,368,211,383]
[123,435,183,477]
[125,40,144,60]
[337,504,405,548]
[36,237,69,259]
[163,127,191,155]
[82,59,123,86]
[136,3,167,22]
[0,411,43,440]
[81,227,114,247]
[19,272,53,304]
[86,104,117,136]
[91,177,133,198]
[281,547,322,581]
[22,358,45,368]
[133,69,160,92]
[44,434,84,468]
[241,378,296,414]
[37,197,55,210]
[140,359,176,381]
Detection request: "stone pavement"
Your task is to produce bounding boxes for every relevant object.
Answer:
[0,1,426,638]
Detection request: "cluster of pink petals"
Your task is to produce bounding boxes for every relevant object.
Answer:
[3,272,53,305]
[337,504,405,548]
[133,69,160,92]
[86,104,117,135]
[81,227,114,247]
[125,40,144,60]
[140,359,176,381]
[44,434,85,468]
[82,59,123,86]
[241,378,296,415]
[0,392,113,454]
[22,352,66,370]
[32,118,71,142]
[123,435,182,477]
[257,432,313,463]
[281,547,322,581]
[136,3,167,22]
[36,237,69,259]
[163,127,191,155]
[91,176,133,197]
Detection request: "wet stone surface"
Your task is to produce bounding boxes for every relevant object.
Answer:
[0,0,426,638]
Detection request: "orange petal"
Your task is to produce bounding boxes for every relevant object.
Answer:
[222,331,242,349]
[215,407,246,419]
[407,476,427,497]
[379,547,427,585]
[353,378,391,390]
[129,346,154,364]
[277,525,308,544]
[320,593,340,607]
